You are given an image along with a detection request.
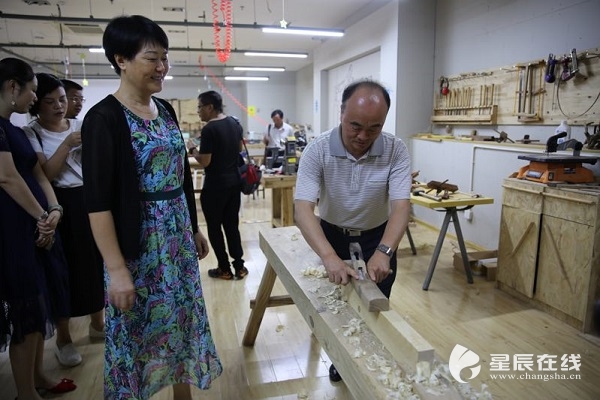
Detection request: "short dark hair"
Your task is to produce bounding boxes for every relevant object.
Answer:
[29,73,64,116]
[341,80,391,112]
[103,15,169,76]
[61,79,83,92]
[0,57,35,88]
[271,109,283,118]
[198,90,224,113]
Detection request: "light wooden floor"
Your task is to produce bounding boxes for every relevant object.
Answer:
[1,190,599,400]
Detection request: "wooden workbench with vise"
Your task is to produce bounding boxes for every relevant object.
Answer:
[243,226,470,399]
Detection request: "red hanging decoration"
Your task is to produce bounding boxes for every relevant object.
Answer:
[211,0,233,63]
[198,55,270,126]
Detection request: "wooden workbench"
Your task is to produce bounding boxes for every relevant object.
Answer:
[411,191,494,290]
[242,227,466,400]
[261,174,296,227]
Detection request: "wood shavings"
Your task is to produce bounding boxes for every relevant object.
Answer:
[297,390,309,399]
[317,286,346,314]
[342,318,362,336]
[307,284,320,293]
[352,348,365,358]
[291,233,300,241]
[275,324,284,332]
[300,265,328,278]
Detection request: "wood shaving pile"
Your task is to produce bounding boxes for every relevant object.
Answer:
[301,265,328,278]
[319,286,347,314]
[298,268,493,399]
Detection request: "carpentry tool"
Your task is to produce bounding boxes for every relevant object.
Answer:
[440,76,449,96]
[426,180,458,195]
[349,242,366,280]
[545,53,557,83]
[348,242,389,312]
[570,48,579,77]
[584,122,600,149]
[516,134,539,144]
[560,53,575,81]
[516,132,598,183]
[412,188,443,201]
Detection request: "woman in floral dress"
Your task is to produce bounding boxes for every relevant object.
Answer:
[81,16,222,400]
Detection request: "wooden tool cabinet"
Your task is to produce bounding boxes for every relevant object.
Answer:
[497,178,600,335]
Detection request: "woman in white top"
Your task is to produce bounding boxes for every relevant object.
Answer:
[23,73,105,368]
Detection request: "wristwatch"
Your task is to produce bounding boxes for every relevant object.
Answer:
[188,147,197,155]
[376,243,393,257]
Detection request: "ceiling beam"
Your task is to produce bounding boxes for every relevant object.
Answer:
[0,12,340,32]
[0,43,307,58]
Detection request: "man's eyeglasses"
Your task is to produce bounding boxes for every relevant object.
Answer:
[68,97,86,104]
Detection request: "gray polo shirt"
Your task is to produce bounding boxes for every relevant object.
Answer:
[295,126,411,230]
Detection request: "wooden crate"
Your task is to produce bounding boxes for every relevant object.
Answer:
[497,178,600,334]
[497,179,544,298]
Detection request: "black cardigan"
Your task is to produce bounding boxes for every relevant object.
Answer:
[81,95,199,260]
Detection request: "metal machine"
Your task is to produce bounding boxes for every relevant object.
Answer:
[517,132,598,184]
[282,136,298,175]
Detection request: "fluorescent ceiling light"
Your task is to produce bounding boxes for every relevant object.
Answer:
[224,76,269,81]
[262,27,344,37]
[89,47,105,53]
[164,76,173,80]
[244,51,307,58]
[233,66,285,72]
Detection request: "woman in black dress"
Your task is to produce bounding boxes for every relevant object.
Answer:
[0,58,76,399]
[24,73,105,368]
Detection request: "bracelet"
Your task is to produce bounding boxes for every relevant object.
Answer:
[37,211,49,221]
[48,204,63,219]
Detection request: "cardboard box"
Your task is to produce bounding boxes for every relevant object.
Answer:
[453,250,498,279]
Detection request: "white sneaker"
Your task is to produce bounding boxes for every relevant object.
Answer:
[54,343,82,367]
[88,323,105,339]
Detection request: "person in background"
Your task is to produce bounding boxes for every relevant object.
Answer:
[23,73,105,368]
[294,80,412,382]
[189,90,248,280]
[262,109,294,149]
[81,15,222,400]
[262,110,294,169]
[60,79,84,119]
[0,57,76,400]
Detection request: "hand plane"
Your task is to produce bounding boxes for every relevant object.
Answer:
[348,242,389,312]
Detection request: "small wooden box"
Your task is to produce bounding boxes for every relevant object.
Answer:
[453,250,498,280]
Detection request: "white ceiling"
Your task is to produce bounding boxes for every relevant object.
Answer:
[0,0,392,80]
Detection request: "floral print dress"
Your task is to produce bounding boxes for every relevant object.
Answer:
[104,100,222,400]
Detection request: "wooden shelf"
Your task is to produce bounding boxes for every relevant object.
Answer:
[431,105,497,125]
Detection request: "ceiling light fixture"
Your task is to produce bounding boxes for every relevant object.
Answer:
[261,27,344,37]
[88,48,104,53]
[233,66,285,72]
[244,51,307,58]
[224,76,269,81]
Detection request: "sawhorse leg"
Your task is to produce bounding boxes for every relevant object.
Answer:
[243,262,277,346]
[422,207,473,290]
[406,226,417,255]
[242,262,294,345]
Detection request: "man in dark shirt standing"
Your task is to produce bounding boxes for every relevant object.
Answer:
[189,90,248,280]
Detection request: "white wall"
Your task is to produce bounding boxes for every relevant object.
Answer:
[311,1,402,135]
[245,72,297,137]
[296,65,315,138]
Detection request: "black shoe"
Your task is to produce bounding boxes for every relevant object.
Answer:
[234,266,249,280]
[207,268,233,280]
[329,364,342,382]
